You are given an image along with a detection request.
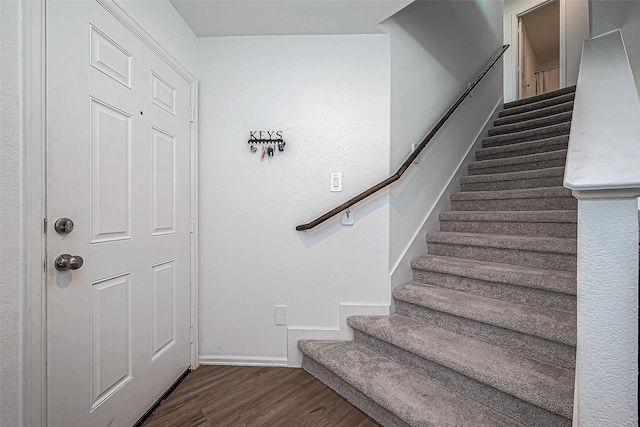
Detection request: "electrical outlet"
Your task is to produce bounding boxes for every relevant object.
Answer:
[274,306,287,325]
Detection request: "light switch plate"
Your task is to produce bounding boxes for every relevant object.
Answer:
[330,172,342,192]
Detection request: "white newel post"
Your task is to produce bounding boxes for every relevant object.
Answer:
[564,31,640,426]
[572,192,639,427]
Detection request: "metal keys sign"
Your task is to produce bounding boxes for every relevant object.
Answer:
[247,131,286,162]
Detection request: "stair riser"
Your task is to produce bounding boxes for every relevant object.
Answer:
[395,300,576,370]
[489,113,572,136]
[500,94,575,117]
[483,126,571,149]
[426,242,576,272]
[469,158,566,175]
[451,197,577,212]
[476,140,569,161]
[494,102,574,127]
[353,331,571,427]
[302,356,410,427]
[439,220,576,238]
[411,269,576,314]
[460,176,564,192]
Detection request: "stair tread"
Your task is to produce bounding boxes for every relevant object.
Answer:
[439,210,576,223]
[451,186,573,201]
[393,284,576,347]
[495,101,574,126]
[499,93,576,118]
[475,135,569,159]
[298,340,526,427]
[411,254,576,294]
[489,111,573,136]
[426,231,576,254]
[469,149,567,171]
[348,313,574,418]
[503,86,576,109]
[459,166,564,184]
[483,122,571,147]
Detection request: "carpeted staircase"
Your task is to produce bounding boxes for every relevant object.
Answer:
[299,86,578,427]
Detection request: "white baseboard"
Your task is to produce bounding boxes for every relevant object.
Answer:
[287,303,390,367]
[199,355,289,367]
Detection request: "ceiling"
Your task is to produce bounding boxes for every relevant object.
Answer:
[521,0,560,65]
[169,0,414,37]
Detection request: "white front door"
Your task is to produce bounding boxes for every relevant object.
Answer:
[46,1,193,425]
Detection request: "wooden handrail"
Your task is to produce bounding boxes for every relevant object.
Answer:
[296,44,510,231]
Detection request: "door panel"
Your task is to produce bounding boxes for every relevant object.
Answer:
[47,1,192,426]
[152,260,176,361]
[89,98,132,243]
[90,273,133,410]
[89,25,132,88]
[151,127,176,235]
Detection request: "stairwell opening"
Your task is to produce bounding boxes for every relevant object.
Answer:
[517,0,561,99]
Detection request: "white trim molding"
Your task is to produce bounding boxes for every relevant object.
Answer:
[287,303,390,367]
[23,0,47,425]
[199,355,289,367]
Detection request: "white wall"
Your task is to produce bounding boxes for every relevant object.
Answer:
[0,0,24,425]
[589,0,640,97]
[504,0,589,102]
[197,35,391,364]
[565,0,590,86]
[620,1,640,97]
[589,0,626,37]
[379,0,504,283]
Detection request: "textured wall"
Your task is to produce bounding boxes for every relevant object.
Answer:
[0,0,24,425]
[197,35,391,362]
[576,198,639,426]
[380,0,504,277]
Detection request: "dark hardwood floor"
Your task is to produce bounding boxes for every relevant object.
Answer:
[142,366,381,427]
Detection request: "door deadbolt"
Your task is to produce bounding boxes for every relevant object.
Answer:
[54,218,74,234]
[55,254,84,271]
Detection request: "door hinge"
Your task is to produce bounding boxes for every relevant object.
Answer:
[189,327,194,343]
[44,218,47,234]
[190,217,194,233]
[189,107,194,122]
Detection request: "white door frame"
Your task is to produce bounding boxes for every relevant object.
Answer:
[507,0,566,101]
[23,1,200,425]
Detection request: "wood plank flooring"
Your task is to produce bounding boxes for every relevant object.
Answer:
[142,366,381,427]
